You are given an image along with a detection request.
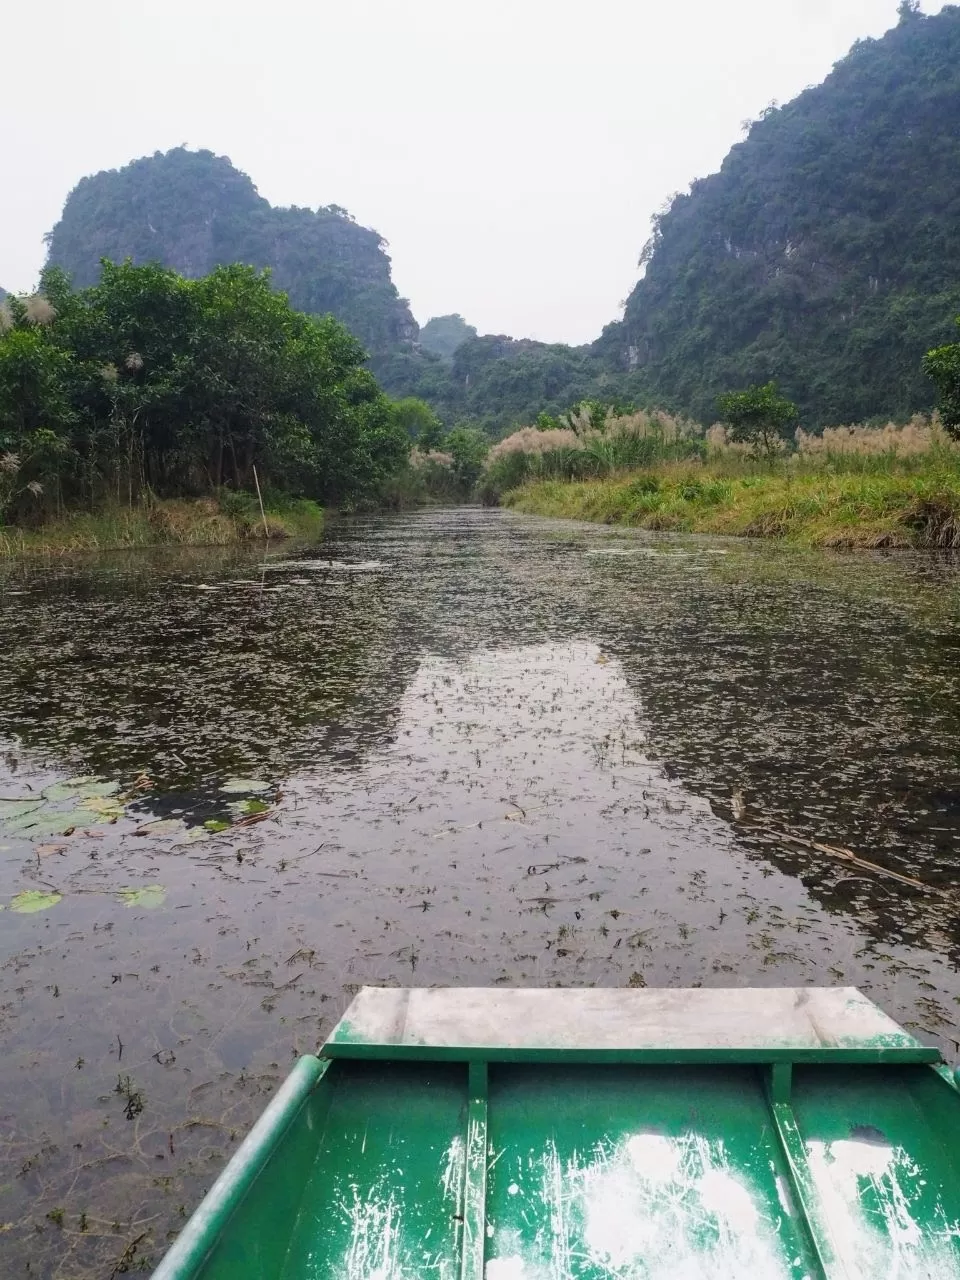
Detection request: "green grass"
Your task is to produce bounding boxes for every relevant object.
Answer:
[0,495,324,558]
[504,462,960,549]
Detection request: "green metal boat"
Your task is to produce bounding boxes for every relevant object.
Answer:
[153,986,960,1279]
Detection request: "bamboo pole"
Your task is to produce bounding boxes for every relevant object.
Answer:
[252,465,270,541]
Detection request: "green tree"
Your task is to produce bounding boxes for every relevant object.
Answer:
[922,321,960,438]
[0,306,76,520]
[392,397,443,451]
[716,382,798,457]
[0,261,412,519]
[444,426,490,492]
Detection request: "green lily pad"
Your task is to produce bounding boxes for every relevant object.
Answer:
[133,818,185,838]
[203,818,232,833]
[242,798,270,816]
[220,778,271,795]
[0,798,45,824]
[13,808,98,838]
[226,797,271,820]
[116,885,166,909]
[9,890,62,914]
[42,779,119,803]
[80,795,123,819]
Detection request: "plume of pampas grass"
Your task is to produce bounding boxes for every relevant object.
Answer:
[22,295,56,326]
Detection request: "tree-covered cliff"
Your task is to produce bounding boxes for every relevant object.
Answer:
[44,148,418,360]
[419,314,477,360]
[599,4,960,426]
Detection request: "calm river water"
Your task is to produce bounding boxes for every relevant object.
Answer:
[1,508,959,1277]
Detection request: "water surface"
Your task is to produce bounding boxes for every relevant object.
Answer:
[1,509,959,1277]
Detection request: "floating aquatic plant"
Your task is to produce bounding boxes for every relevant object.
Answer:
[9,890,62,914]
[116,886,166,909]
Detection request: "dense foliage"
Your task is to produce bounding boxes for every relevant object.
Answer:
[45,148,418,361]
[378,335,621,434]
[923,320,960,436]
[598,5,960,427]
[716,383,798,457]
[0,263,408,523]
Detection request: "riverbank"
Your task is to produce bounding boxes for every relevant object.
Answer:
[0,495,324,558]
[504,465,960,549]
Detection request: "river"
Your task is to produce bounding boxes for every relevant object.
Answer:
[1,508,959,1277]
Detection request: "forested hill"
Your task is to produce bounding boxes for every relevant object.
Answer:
[44,148,418,358]
[597,4,960,426]
[37,6,960,432]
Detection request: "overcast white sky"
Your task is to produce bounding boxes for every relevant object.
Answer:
[2,0,947,343]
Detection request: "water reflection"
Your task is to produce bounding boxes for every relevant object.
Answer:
[0,509,959,1276]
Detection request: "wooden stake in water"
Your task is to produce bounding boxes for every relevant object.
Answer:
[252,465,270,541]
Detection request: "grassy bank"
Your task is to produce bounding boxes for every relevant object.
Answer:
[0,494,324,558]
[504,465,960,548]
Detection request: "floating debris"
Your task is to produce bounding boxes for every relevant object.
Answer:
[262,559,384,572]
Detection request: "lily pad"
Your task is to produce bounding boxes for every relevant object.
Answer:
[220,778,271,795]
[241,798,271,816]
[227,797,271,819]
[9,890,62,914]
[0,798,45,823]
[180,826,211,844]
[9,807,94,837]
[80,795,124,819]
[203,818,232,834]
[116,885,166,909]
[42,779,120,803]
[133,818,185,838]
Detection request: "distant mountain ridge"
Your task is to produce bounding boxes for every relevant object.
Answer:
[38,7,960,430]
[44,148,418,358]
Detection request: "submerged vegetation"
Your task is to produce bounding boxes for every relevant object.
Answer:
[1,509,959,1275]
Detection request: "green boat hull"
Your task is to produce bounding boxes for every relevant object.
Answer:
[153,988,960,1279]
